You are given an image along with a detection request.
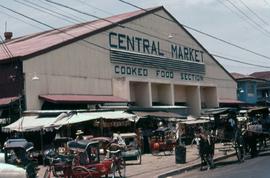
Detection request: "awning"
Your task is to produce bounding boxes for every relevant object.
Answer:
[201,107,236,115]
[46,111,138,128]
[132,111,184,118]
[0,96,20,107]
[2,113,66,132]
[39,94,127,104]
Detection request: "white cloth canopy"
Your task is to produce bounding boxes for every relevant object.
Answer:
[2,114,67,132]
[45,111,138,128]
[2,111,138,132]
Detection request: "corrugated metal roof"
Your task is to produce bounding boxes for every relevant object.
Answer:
[39,94,127,103]
[0,7,160,61]
[231,72,265,82]
[250,71,270,80]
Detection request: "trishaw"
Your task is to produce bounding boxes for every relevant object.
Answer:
[44,139,126,178]
[88,137,113,157]
[119,133,142,164]
[202,108,245,163]
[150,127,176,156]
[244,107,270,156]
[0,139,38,178]
[43,136,73,165]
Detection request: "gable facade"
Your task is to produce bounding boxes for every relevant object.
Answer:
[20,7,236,116]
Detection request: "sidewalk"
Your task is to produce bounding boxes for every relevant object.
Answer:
[126,143,235,178]
[38,143,235,178]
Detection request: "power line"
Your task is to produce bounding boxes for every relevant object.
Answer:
[21,0,108,33]
[77,0,114,16]
[238,0,269,26]
[0,35,13,58]
[118,0,270,61]
[1,2,270,71]
[212,54,270,69]
[19,0,265,70]
[14,0,77,24]
[226,0,270,37]
[0,10,44,31]
[0,4,108,51]
[217,0,260,32]
[265,0,270,7]
[0,40,10,58]
[38,0,89,22]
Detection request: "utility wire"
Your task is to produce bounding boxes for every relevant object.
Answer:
[77,0,114,16]
[0,10,44,31]
[238,0,269,26]
[0,40,10,58]
[1,4,270,83]
[212,54,270,69]
[21,0,107,32]
[0,4,108,51]
[265,0,270,7]
[38,0,88,22]
[217,0,259,31]
[118,0,270,61]
[14,0,76,24]
[0,35,13,58]
[2,2,270,71]
[226,0,270,37]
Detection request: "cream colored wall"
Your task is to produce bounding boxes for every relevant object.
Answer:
[200,87,218,108]
[151,83,174,105]
[174,85,187,103]
[23,8,236,110]
[23,34,113,110]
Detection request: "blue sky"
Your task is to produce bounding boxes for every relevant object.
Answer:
[0,0,270,74]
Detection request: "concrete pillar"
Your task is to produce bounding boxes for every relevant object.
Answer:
[204,87,218,108]
[112,77,130,101]
[186,86,201,116]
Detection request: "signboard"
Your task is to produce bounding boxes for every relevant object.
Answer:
[109,31,205,82]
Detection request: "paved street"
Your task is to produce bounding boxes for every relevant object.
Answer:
[38,143,234,178]
[173,152,270,178]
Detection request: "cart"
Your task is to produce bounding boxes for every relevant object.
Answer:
[202,108,245,163]
[244,107,270,156]
[119,133,142,164]
[44,139,126,178]
[150,127,176,156]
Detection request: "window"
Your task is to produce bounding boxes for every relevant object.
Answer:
[247,83,255,96]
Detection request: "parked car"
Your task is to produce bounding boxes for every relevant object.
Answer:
[0,139,38,178]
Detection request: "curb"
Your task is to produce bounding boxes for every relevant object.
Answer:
[157,152,236,178]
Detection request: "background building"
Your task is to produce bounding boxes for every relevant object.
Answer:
[232,72,268,105]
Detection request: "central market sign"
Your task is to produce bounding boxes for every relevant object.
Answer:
[109,32,204,63]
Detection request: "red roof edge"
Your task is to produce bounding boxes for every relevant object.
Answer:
[39,94,128,104]
[0,96,20,106]
[219,98,244,104]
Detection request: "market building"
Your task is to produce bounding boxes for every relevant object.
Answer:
[0,6,237,119]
